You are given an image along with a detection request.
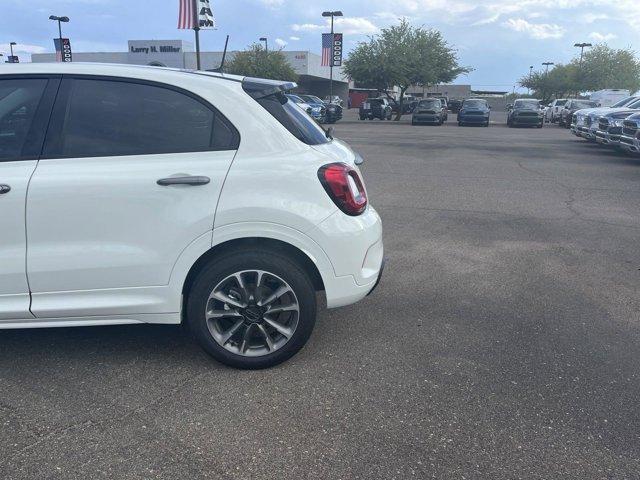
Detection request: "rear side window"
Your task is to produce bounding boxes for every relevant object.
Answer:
[0,78,47,161]
[256,92,329,146]
[47,78,238,158]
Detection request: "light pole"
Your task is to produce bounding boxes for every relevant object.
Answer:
[574,42,592,95]
[542,62,554,102]
[259,37,268,54]
[528,65,533,95]
[542,62,554,74]
[322,10,343,101]
[49,15,69,40]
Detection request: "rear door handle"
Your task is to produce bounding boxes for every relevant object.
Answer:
[157,176,210,186]
[0,184,10,194]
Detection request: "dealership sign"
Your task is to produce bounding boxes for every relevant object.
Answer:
[332,33,343,67]
[128,40,185,55]
[54,38,72,62]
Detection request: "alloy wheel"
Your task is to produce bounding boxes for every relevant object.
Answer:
[205,270,300,357]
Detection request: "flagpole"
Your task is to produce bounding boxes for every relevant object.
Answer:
[193,0,201,69]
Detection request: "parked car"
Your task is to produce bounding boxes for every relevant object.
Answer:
[359,97,393,120]
[590,89,630,107]
[594,110,637,147]
[448,99,463,113]
[0,63,384,369]
[412,98,447,125]
[390,96,417,115]
[299,94,342,124]
[559,99,598,127]
[286,94,325,123]
[572,97,640,138]
[545,99,567,123]
[507,99,544,128]
[619,113,640,154]
[457,98,491,127]
[323,95,344,107]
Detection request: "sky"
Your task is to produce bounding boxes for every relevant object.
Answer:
[1,0,639,92]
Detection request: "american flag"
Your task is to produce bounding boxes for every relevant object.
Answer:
[178,0,196,29]
[321,33,333,66]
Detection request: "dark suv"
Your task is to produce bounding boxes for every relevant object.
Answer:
[359,97,393,121]
[507,99,544,128]
[412,99,447,125]
[559,99,598,127]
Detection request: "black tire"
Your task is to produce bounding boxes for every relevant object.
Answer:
[458,121,463,127]
[359,116,365,121]
[484,121,489,127]
[187,249,317,369]
[537,122,543,128]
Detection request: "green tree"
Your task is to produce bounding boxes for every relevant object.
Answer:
[226,44,298,81]
[577,44,640,93]
[344,19,470,120]
[519,45,640,101]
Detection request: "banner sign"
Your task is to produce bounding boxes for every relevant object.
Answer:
[178,0,215,29]
[332,33,343,67]
[54,38,72,62]
[197,0,215,29]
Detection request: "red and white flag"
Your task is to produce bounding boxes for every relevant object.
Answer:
[178,0,216,29]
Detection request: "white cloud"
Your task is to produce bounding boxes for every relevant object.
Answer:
[289,36,300,41]
[502,18,565,39]
[258,0,284,7]
[581,12,608,23]
[292,17,379,35]
[589,32,617,42]
[274,38,287,48]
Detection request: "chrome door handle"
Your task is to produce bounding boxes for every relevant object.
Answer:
[157,176,210,186]
[0,184,10,194]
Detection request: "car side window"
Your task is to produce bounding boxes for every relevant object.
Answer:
[48,78,238,158]
[0,78,48,162]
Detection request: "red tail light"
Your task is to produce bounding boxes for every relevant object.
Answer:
[318,163,368,216]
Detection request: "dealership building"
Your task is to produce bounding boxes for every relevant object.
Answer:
[31,39,350,101]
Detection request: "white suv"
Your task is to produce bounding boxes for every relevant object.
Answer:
[0,63,384,369]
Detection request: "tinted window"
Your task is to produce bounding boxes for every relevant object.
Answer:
[514,100,540,109]
[0,79,47,161]
[256,93,329,146]
[54,78,237,158]
[572,100,597,109]
[418,100,441,108]
[556,100,567,106]
[463,100,487,108]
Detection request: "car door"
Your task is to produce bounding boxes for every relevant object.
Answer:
[27,76,239,319]
[0,76,58,321]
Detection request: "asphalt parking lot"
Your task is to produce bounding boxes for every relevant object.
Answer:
[1,109,639,479]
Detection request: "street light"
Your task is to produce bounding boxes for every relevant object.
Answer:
[542,61,554,74]
[322,10,343,102]
[259,37,268,53]
[49,15,70,40]
[574,42,592,67]
[528,65,533,95]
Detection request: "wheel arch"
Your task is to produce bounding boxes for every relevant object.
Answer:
[181,237,326,321]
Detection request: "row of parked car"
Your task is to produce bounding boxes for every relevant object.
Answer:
[358,97,493,127]
[569,95,640,155]
[285,93,343,124]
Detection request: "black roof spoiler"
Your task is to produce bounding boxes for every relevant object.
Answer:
[242,77,297,99]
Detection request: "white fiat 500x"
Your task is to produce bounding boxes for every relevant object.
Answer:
[0,63,383,369]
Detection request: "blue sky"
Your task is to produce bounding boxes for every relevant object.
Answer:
[1,0,638,92]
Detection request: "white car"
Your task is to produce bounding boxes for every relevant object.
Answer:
[545,99,567,123]
[0,63,384,369]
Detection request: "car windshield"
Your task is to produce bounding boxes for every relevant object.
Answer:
[463,100,487,108]
[514,100,540,109]
[626,99,640,109]
[611,97,637,108]
[286,95,305,104]
[300,95,323,104]
[418,100,440,108]
[571,100,597,108]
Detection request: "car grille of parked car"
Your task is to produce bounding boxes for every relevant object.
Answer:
[418,110,436,114]
[466,111,484,115]
[598,118,609,130]
[518,112,539,117]
[623,120,638,137]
